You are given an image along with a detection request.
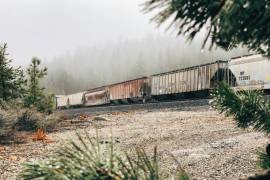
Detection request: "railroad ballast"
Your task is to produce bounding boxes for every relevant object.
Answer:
[56,54,270,109]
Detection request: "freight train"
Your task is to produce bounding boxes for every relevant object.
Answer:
[55,54,270,109]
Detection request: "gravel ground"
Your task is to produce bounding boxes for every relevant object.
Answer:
[0,106,269,180]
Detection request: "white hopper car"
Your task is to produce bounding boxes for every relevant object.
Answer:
[229,54,270,91]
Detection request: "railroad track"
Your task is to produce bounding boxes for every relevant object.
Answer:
[61,98,211,116]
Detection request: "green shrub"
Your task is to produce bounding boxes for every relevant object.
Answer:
[20,132,189,180]
[36,94,55,114]
[23,94,55,114]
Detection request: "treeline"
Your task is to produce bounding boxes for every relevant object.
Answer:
[0,43,54,113]
[43,35,249,95]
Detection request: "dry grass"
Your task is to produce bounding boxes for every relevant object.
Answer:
[32,129,47,141]
[32,128,54,143]
[78,113,89,121]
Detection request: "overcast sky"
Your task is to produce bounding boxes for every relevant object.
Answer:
[0,0,163,66]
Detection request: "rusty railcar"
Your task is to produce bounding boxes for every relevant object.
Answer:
[150,61,230,98]
[108,77,150,103]
[83,87,110,106]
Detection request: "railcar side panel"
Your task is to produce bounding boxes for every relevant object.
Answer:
[66,92,85,106]
[108,78,148,101]
[55,95,68,108]
[229,54,270,90]
[150,61,228,96]
[84,87,109,106]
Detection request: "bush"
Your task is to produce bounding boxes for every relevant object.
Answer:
[16,109,44,131]
[20,132,189,180]
[0,109,18,142]
[38,113,61,132]
[24,94,55,114]
[16,108,61,132]
[0,107,62,144]
[0,99,23,110]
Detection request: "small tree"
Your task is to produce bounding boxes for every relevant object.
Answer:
[24,57,53,113]
[0,43,26,101]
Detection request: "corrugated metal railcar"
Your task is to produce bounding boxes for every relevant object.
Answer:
[55,95,68,109]
[229,54,270,91]
[108,77,150,102]
[83,87,110,106]
[150,61,229,98]
[66,92,86,107]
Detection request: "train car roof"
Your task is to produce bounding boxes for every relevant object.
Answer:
[151,60,228,77]
[230,53,256,60]
[83,77,148,93]
[107,76,148,87]
[66,91,87,97]
[229,54,268,65]
[85,86,107,92]
[55,95,65,98]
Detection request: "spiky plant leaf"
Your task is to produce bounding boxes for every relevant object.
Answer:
[211,82,270,133]
[20,131,123,180]
[258,151,270,170]
[20,131,190,180]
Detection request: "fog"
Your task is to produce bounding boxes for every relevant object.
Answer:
[0,0,249,94]
[44,35,248,94]
[0,0,157,66]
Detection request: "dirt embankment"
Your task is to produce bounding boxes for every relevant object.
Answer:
[0,107,268,180]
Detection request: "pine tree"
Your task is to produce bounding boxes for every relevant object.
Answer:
[212,82,270,170]
[144,0,270,56]
[0,43,26,101]
[24,57,53,113]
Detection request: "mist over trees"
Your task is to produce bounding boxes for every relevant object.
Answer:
[44,35,249,95]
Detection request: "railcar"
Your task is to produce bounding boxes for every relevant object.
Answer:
[66,92,86,107]
[83,87,110,106]
[229,54,270,92]
[55,95,68,109]
[150,61,232,100]
[108,77,151,104]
